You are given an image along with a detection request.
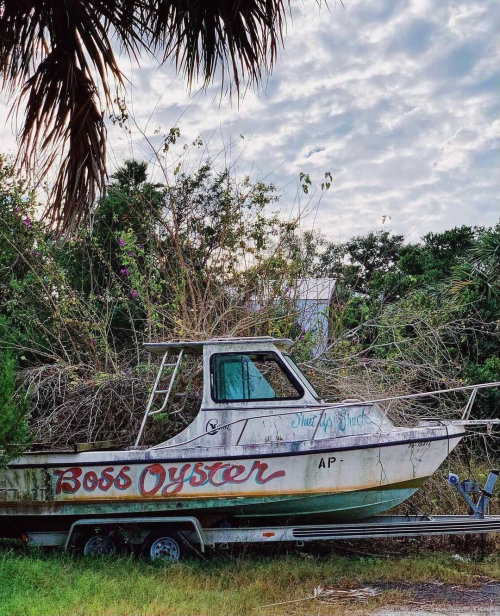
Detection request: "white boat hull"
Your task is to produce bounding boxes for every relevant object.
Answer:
[1,425,465,523]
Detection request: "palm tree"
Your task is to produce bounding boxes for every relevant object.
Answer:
[449,228,500,310]
[0,0,287,233]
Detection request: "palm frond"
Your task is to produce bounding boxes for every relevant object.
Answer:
[149,0,286,89]
[470,230,500,274]
[0,0,288,233]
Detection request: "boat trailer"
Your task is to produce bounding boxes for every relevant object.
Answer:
[23,469,500,561]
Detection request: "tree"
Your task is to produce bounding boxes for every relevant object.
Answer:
[0,318,30,466]
[399,226,478,289]
[0,158,32,460]
[448,227,500,313]
[0,0,288,233]
[343,230,405,296]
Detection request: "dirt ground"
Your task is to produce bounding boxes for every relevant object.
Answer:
[371,581,500,615]
[374,610,498,615]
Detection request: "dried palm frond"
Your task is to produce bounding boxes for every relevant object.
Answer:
[0,0,288,233]
[259,586,380,610]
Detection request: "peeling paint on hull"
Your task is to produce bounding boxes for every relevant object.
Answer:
[1,426,464,522]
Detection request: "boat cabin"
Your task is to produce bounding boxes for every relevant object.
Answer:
[140,337,393,450]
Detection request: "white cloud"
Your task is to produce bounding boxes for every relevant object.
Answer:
[0,0,498,241]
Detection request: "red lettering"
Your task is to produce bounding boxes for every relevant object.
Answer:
[204,462,230,487]
[115,466,132,490]
[162,464,192,495]
[222,464,248,483]
[139,464,165,496]
[252,461,286,484]
[83,471,98,491]
[189,462,208,487]
[209,463,232,487]
[98,467,115,491]
[54,467,82,495]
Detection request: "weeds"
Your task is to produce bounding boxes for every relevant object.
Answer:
[0,550,499,616]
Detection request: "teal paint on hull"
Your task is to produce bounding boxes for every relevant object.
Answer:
[232,486,420,520]
[6,483,422,522]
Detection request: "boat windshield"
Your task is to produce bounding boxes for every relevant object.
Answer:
[282,354,322,401]
[211,352,304,402]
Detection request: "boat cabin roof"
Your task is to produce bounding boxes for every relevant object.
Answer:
[144,336,294,355]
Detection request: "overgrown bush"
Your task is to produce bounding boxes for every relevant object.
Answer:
[0,146,499,466]
[0,318,30,465]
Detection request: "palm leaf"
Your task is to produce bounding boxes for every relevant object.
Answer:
[0,0,288,233]
[470,230,500,274]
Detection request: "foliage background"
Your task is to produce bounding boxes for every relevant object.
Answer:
[0,146,499,476]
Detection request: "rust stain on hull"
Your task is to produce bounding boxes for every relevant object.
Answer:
[0,477,428,505]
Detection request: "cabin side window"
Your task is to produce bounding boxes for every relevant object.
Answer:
[211,352,304,402]
[282,354,322,401]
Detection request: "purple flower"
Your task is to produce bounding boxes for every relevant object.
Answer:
[120,268,131,276]
[89,337,96,344]
[23,217,32,228]
[118,238,126,246]
[128,251,134,257]
[138,244,144,249]
[285,286,290,293]
[130,290,138,299]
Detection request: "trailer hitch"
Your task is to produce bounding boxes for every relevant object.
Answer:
[448,470,499,519]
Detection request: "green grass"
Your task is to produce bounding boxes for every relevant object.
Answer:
[0,550,499,616]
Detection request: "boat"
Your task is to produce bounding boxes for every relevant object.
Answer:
[1,336,497,533]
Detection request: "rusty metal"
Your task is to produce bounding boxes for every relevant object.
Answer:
[63,515,206,552]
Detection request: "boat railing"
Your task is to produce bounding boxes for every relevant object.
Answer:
[148,381,500,450]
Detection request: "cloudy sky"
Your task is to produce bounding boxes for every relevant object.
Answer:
[1,0,499,242]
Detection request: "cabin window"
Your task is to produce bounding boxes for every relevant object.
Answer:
[283,354,321,400]
[211,352,304,402]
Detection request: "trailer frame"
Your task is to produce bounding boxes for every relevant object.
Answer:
[24,512,500,553]
[18,469,500,560]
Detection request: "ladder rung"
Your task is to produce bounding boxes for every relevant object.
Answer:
[134,349,183,447]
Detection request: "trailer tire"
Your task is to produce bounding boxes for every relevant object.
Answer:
[77,530,128,557]
[143,531,185,563]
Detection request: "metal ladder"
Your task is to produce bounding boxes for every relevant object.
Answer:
[134,349,184,447]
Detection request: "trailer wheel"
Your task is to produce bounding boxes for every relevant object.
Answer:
[78,531,128,557]
[82,533,116,556]
[143,531,184,562]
